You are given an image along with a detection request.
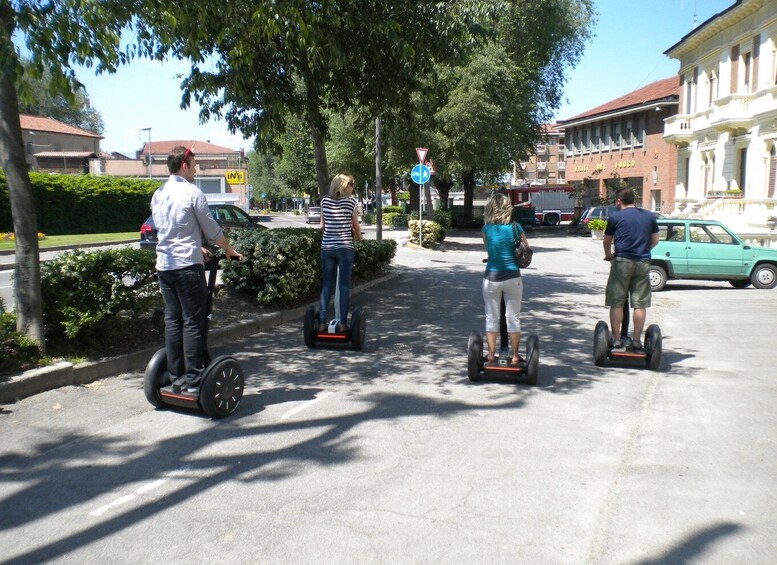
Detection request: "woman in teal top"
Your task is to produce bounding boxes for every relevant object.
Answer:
[481,193,531,365]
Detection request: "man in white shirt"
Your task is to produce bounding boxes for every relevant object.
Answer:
[151,146,242,393]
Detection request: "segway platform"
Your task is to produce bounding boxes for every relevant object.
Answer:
[303,305,366,350]
[593,321,662,371]
[143,255,245,418]
[467,332,540,385]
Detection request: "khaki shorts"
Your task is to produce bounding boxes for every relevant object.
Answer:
[605,258,652,308]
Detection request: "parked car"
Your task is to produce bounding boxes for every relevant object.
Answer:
[139,203,265,250]
[649,219,777,290]
[306,206,321,225]
[579,206,665,232]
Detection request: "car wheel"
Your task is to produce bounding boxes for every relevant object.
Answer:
[750,263,777,289]
[728,279,752,289]
[543,213,559,226]
[648,265,668,291]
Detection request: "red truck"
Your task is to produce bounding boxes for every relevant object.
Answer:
[507,184,576,226]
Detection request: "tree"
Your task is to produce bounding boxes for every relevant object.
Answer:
[17,59,104,134]
[0,0,164,349]
[147,1,474,201]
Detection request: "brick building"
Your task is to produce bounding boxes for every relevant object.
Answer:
[557,78,680,213]
[513,124,566,186]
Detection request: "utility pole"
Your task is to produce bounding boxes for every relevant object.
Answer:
[140,127,151,178]
[375,117,383,241]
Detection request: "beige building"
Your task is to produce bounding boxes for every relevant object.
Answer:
[663,0,777,246]
[93,140,250,209]
[20,114,100,173]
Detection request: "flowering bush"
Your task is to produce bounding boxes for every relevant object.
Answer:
[0,232,46,240]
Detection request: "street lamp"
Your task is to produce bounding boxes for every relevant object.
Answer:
[140,127,151,178]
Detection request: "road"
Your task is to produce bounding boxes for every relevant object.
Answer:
[1,231,775,564]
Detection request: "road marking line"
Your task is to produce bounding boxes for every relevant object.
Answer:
[89,466,190,517]
[280,391,332,420]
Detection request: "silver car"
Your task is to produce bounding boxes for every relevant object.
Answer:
[306,206,321,224]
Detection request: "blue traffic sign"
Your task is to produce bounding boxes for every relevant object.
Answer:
[411,164,431,185]
[261,193,267,198]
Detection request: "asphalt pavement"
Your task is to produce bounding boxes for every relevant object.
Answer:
[0,229,776,564]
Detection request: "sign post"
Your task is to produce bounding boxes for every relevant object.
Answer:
[410,161,431,246]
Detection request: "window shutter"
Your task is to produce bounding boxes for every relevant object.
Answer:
[731,44,740,93]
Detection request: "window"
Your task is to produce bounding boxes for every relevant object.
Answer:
[743,51,752,92]
[634,115,644,146]
[707,69,717,106]
[613,121,621,149]
[197,177,223,194]
[623,118,632,147]
[600,125,609,150]
[769,144,777,198]
[582,128,589,152]
[684,157,690,194]
[593,125,601,152]
[689,224,735,244]
[738,147,747,193]
[658,224,686,242]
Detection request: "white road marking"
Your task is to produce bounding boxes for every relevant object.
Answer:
[280,391,333,421]
[89,466,191,517]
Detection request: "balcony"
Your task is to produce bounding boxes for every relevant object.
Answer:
[536,162,547,170]
[710,93,754,134]
[556,162,566,171]
[663,115,694,146]
[536,145,547,154]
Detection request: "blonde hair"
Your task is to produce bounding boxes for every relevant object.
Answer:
[484,193,513,224]
[329,173,354,199]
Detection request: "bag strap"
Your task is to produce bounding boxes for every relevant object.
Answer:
[511,222,521,245]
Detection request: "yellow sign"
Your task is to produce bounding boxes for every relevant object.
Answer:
[225,170,245,184]
[614,160,636,169]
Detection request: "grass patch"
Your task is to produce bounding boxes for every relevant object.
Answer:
[0,232,138,251]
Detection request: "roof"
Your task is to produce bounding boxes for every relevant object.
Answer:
[20,114,101,139]
[141,140,245,155]
[34,151,98,158]
[559,77,680,124]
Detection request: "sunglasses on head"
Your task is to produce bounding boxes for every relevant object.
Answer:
[182,148,192,164]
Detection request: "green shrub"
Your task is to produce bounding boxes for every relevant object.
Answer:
[41,248,160,340]
[383,205,403,214]
[587,218,607,231]
[221,228,396,307]
[362,212,375,225]
[382,212,408,227]
[0,299,43,376]
[432,209,452,231]
[408,219,445,247]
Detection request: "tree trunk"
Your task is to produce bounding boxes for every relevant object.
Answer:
[462,168,476,221]
[375,116,382,241]
[303,76,329,201]
[433,178,452,211]
[424,182,433,220]
[0,36,46,352]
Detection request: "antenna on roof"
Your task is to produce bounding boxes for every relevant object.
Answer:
[693,0,697,27]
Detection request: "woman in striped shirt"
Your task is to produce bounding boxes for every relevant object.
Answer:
[319,173,362,332]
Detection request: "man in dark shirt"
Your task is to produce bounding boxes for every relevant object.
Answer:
[602,188,659,349]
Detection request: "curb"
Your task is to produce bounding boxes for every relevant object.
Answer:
[0,269,401,404]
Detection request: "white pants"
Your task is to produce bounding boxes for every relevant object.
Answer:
[482,277,523,333]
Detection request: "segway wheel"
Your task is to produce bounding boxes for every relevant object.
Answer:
[525,334,540,386]
[144,348,169,408]
[200,357,244,418]
[304,305,317,348]
[467,332,483,381]
[593,321,610,366]
[644,324,663,371]
[351,307,366,350]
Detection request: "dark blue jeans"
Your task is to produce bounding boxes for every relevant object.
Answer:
[158,265,207,386]
[320,247,354,325]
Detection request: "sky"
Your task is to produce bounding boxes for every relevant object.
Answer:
[73,0,736,157]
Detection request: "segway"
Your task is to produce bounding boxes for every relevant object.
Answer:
[303,266,366,350]
[467,297,540,385]
[144,255,244,418]
[593,298,662,371]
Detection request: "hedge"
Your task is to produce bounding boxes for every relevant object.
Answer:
[0,171,159,235]
[219,228,397,306]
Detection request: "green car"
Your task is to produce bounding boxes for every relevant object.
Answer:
[649,219,777,290]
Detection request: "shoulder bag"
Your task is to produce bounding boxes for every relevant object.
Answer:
[511,222,533,269]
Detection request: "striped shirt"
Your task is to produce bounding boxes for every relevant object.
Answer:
[321,196,357,250]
